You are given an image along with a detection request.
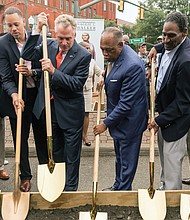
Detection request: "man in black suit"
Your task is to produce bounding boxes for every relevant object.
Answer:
[149,11,190,190]
[0,7,47,192]
[22,12,91,191]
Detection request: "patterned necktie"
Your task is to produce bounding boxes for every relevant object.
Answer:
[107,62,112,76]
[56,50,63,68]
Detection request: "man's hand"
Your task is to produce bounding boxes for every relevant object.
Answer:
[36,12,49,33]
[11,93,25,115]
[148,47,157,64]
[93,123,107,135]
[148,119,159,134]
[15,63,32,76]
[39,58,55,74]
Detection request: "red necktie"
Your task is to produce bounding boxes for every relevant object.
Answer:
[56,50,63,68]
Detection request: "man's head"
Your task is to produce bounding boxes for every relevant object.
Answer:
[82,32,90,42]
[138,43,147,55]
[100,27,123,62]
[157,35,163,43]
[123,34,130,45]
[54,14,76,53]
[4,7,25,41]
[162,11,188,51]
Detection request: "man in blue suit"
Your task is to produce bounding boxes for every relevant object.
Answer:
[94,27,148,190]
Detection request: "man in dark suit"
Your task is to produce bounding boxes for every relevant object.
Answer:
[94,27,148,190]
[0,7,47,192]
[149,11,190,190]
[22,12,91,191]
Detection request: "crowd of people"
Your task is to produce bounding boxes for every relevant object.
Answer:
[1,6,190,193]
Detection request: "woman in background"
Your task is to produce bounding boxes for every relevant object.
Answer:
[79,41,103,146]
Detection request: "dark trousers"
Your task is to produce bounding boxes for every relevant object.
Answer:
[9,88,47,180]
[113,133,143,190]
[51,101,82,191]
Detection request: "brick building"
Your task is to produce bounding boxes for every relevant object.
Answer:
[0,0,116,37]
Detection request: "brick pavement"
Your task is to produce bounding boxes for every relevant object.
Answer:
[4,113,158,157]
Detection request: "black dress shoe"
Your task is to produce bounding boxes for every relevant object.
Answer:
[182,178,190,185]
[85,142,91,146]
[102,186,116,191]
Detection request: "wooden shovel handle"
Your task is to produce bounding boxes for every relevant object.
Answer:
[15,58,24,191]
[149,58,156,163]
[93,89,102,182]
[42,25,52,137]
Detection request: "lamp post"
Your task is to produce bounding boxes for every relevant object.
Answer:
[28,15,34,31]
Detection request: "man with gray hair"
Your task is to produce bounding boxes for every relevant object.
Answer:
[22,12,91,191]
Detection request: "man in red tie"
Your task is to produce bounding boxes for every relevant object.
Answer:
[22,13,91,191]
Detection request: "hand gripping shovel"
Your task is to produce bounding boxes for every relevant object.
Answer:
[138,59,166,220]
[37,25,66,202]
[79,89,107,220]
[1,58,30,220]
[180,194,190,220]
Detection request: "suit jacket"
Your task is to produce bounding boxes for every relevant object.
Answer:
[22,35,91,129]
[103,45,148,140]
[155,38,190,142]
[0,32,41,118]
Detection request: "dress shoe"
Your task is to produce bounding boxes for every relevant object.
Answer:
[85,142,91,147]
[182,178,190,185]
[4,159,9,165]
[20,179,31,192]
[102,186,116,191]
[0,169,10,180]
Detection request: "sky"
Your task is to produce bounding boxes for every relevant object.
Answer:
[114,0,140,24]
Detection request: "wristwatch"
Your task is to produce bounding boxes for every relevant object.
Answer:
[31,69,37,77]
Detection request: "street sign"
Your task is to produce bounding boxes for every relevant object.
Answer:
[130,38,145,44]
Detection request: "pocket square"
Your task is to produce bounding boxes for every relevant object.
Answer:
[110,79,117,82]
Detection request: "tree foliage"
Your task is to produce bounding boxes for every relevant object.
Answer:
[126,0,190,48]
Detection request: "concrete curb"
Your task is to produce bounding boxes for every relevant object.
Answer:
[5,144,159,157]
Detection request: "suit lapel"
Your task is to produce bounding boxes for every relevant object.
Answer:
[8,34,20,59]
[158,45,182,93]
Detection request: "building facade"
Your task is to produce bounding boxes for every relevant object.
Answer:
[0,0,116,36]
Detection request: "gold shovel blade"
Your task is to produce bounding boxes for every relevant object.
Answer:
[138,189,166,220]
[37,162,66,202]
[180,194,190,220]
[1,192,30,220]
[79,211,108,220]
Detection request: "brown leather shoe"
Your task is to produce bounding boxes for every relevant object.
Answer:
[0,170,10,180]
[20,179,31,192]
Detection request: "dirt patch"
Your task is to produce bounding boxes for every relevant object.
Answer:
[26,205,181,219]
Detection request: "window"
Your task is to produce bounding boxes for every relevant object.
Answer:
[88,8,92,18]
[44,0,48,5]
[83,8,86,17]
[72,1,74,13]
[60,0,64,9]
[93,9,96,17]
[66,0,69,11]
